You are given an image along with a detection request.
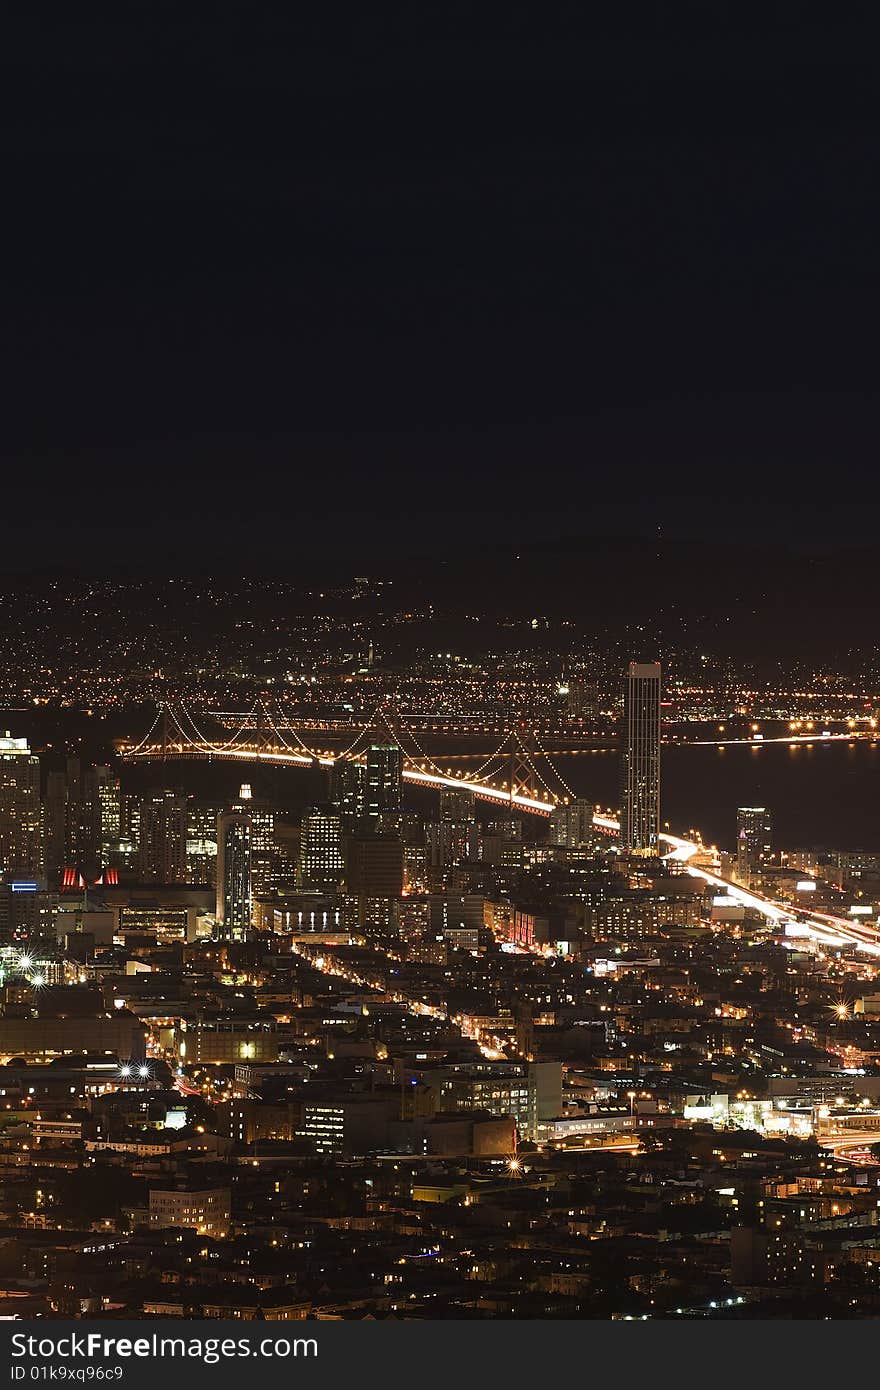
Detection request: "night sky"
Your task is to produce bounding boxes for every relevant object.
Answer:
[4,5,879,572]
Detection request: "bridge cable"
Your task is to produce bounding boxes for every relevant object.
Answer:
[392,718,493,786]
[126,703,166,755]
[529,726,579,802]
[468,728,521,782]
[261,701,325,761]
[173,701,245,755]
[171,698,262,755]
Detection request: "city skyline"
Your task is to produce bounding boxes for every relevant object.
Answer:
[3,648,880,1320]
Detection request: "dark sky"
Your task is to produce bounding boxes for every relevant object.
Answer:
[4,4,879,572]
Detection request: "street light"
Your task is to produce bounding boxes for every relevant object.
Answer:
[627,1090,637,1133]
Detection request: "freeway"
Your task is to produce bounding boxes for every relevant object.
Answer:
[689,732,875,747]
[826,1141,880,1166]
[679,856,880,958]
[669,849,880,957]
[594,818,880,963]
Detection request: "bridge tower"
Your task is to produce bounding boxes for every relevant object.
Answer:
[507,723,540,806]
[254,700,271,754]
[252,697,290,759]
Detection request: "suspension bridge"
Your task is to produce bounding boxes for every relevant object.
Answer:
[118,698,607,820]
[119,700,880,958]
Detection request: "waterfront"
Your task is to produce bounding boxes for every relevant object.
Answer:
[447,740,880,853]
[571,740,880,853]
[10,704,879,856]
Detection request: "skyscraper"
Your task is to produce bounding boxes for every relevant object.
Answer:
[186,801,221,887]
[138,789,188,883]
[0,733,43,880]
[329,758,366,831]
[439,787,476,823]
[562,678,599,722]
[43,768,69,884]
[118,793,141,870]
[619,662,661,855]
[736,807,772,881]
[343,830,404,934]
[365,743,403,825]
[428,786,477,867]
[548,797,596,851]
[43,755,86,879]
[345,833,405,899]
[88,765,121,868]
[298,804,345,891]
[244,794,278,897]
[216,804,252,938]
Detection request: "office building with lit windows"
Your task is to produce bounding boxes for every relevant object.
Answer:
[297,1095,399,1155]
[329,758,366,831]
[0,734,43,882]
[548,797,595,850]
[148,1187,231,1238]
[737,806,773,881]
[138,789,187,883]
[186,800,221,886]
[87,765,121,869]
[298,804,345,891]
[433,1061,563,1142]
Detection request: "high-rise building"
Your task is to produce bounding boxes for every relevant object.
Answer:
[345,833,404,898]
[619,662,661,855]
[138,789,187,883]
[186,801,221,887]
[71,762,97,877]
[88,765,121,867]
[43,756,88,880]
[328,759,366,831]
[246,797,279,898]
[428,786,477,867]
[548,798,595,851]
[403,839,429,895]
[365,744,403,824]
[736,807,772,881]
[43,769,69,884]
[115,792,141,871]
[0,733,43,881]
[264,821,299,894]
[343,832,404,933]
[298,805,345,892]
[563,678,599,722]
[440,787,476,823]
[216,804,252,938]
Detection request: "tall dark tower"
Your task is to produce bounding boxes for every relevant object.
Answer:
[329,758,366,832]
[619,662,661,855]
[138,788,187,882]
[216,802,252,939]
[365,743,403,824]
